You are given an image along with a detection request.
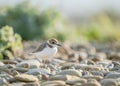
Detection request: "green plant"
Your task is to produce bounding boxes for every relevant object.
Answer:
[0,2,62,40]
[0,1,120,43]
[0,26,23,59]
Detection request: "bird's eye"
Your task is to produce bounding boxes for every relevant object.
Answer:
[52,42,55,44]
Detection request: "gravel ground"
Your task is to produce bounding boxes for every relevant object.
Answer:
[0,41,120,86]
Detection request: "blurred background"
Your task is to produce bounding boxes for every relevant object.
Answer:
[0,0,120,43]
[1,0,120,60]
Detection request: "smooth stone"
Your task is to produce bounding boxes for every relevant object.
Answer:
[51,59,66,65]
[100,79,118,86]
[15,74,38,82]
[96,61,112,68]
[7,78,17,83]
[61,63,77,70]
[107,53,120,60]
[5,64,16,69]
[86,60,95,65]
[83,66,101,71]
[9,82,26,86]
[91,71,104,76]
[0,62,4,66]
[86,45,96,56]
[66,78,87,85]
[73,83,82,86]
[43,74,50,80]
[82,70,91,76]
[56,69,82,77]
[16,59,41,68]
[105,73,120,79]
[0,74,13,79]
[49,75,79,81]
[2,60,18,64]
[117,68,120,72]
[82,75,103,81]
[13,67,28,73]
[87,79,98,82]
[78,51,88,61]
[92,52,107,61]
[112,66,120,71]
[0,78,9,86]
[80,81,101,86]
[72,64,87,69]
[68,53,80,62]
[42,83,60,86]
[74,64,101,71]
[41,80,66,86]
[22,82,40,86]
[112,61,120,67]
[26,68,50,75]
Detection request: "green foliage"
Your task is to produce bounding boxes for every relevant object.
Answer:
[0,2,62,40]
[0,2,120,43]
[83,25,102,42]
[0,26,23,59]
[72,13,120,43]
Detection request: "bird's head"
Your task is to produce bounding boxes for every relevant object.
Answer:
[47,38,61,47]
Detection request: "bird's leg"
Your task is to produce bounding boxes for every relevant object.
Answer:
[35,57,45,68]
[42,59,50,64]
[41,59,50,68]
[39,60,46,68]
[45,60,50,64]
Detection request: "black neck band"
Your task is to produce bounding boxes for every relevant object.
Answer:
[47,43,53,48]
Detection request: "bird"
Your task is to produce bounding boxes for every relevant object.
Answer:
[30,38,61,63]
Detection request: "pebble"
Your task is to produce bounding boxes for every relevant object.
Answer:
[66,78,87,85]
[22,82,40,86]
[112,61,120,67]
[51,59,66,65]
[61,63,77,70]
[9,82,26,86]
[13,67,28,73]
[16,59,41,68]
[111,67,119,71]
[1,43,120,86]
[2,60,18,64]
[80,81,101,86]
[26,68,51,75]
[105,72,120,79]
[107,53,120,60]
[0,78,9,86]
[49,75,80,81]
[56,69,82,77]
[93,52,107,61]
[73,83,82,86]
[82,75,103,81]
[0,62,4,66]
[41,80,66,86]
[79,65,101,71]
[91,71,104,76]
[15,74,38,82]
[100,79,118,86]
[78,51,88,61]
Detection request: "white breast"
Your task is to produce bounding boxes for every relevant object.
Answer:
[34,46,57,60]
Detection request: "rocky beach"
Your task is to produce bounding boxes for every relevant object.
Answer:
[0,41,120,86]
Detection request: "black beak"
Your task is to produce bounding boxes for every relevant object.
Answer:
[56,43,62,46]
